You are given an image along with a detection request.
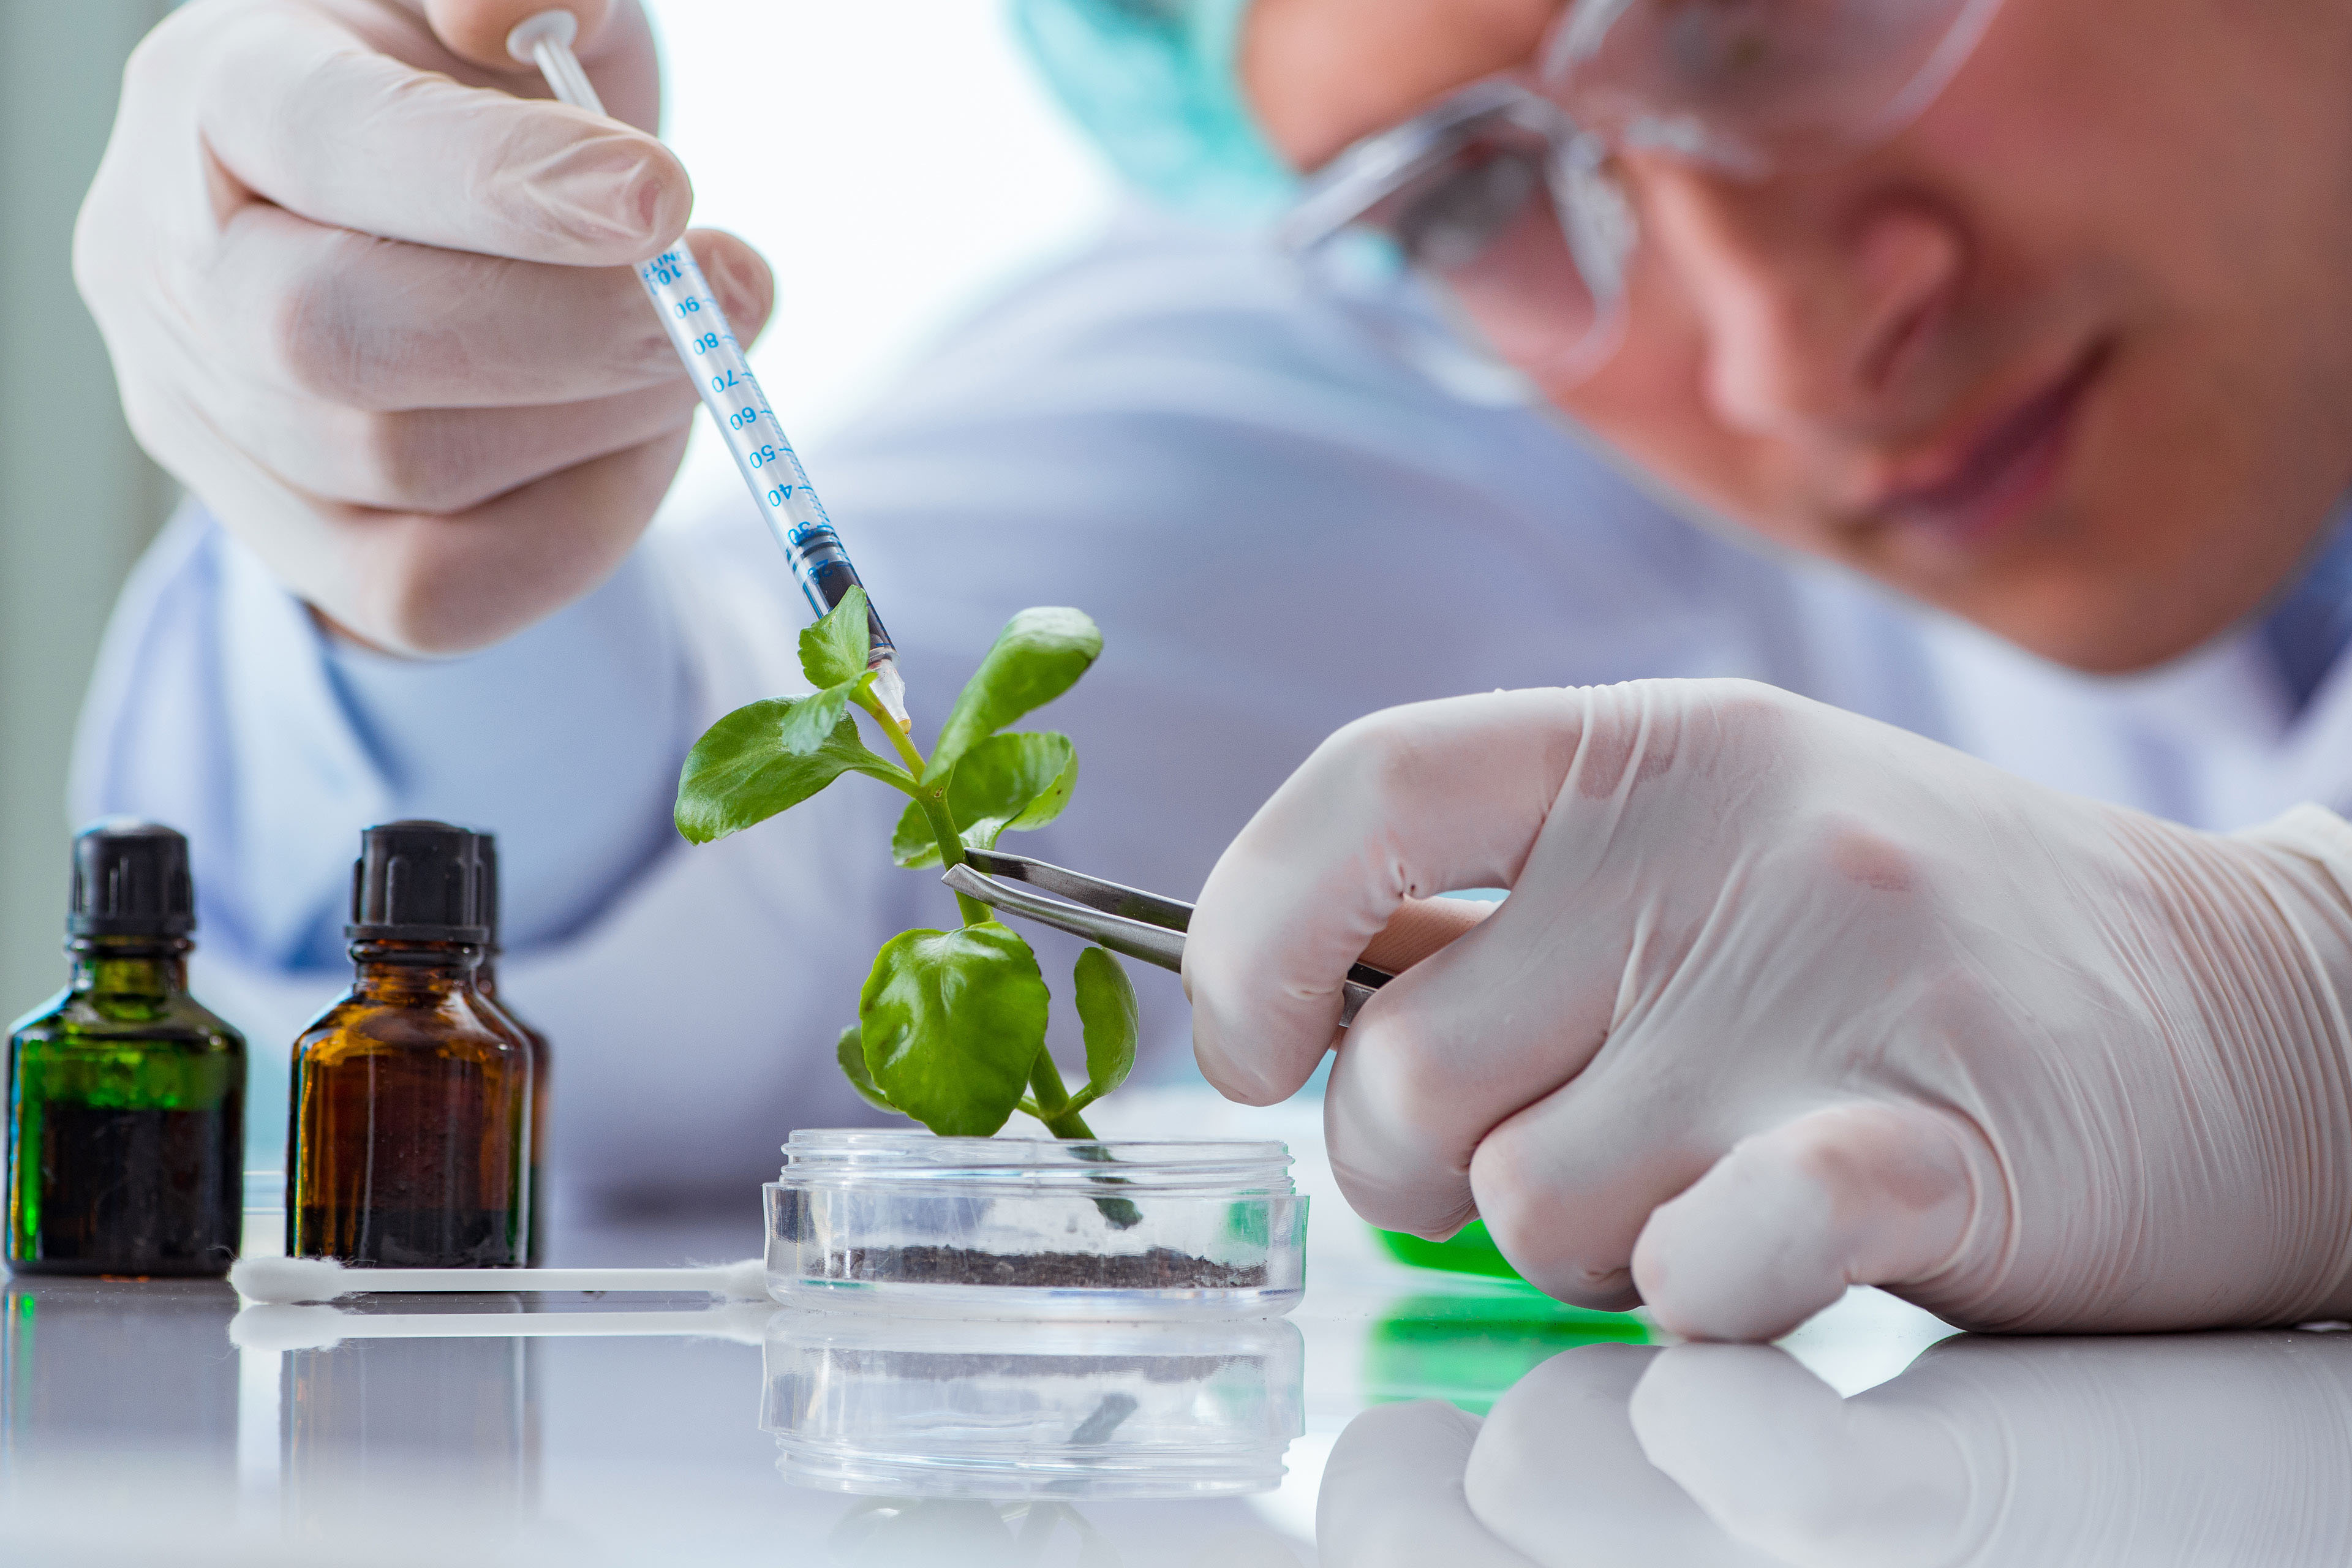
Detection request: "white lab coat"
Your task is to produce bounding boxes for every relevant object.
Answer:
[67,216,2352,1215]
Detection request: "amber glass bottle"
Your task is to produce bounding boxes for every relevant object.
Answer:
[6,822,244,1276]
[288,821,533,1267]
[472,837,552,1265]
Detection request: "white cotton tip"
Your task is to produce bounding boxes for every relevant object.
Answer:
[708,1256,773,1302]
[231,1254,349,1305]
[703,1300,778,1340]
[230,1304,350,1353]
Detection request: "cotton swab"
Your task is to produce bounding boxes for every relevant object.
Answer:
[228,1253,769,1306]
[229,1301,775,1354]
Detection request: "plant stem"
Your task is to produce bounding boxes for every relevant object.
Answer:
[848,679,1092,1140]
[854,686,992,927]
[1026,1047,1096,1139]
[858,687,929,779]
[923,801,993,925]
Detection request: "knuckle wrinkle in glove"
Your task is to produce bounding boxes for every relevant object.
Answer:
[1573,689,1678,799]
[345,410,477,514]
[270,238,407,405]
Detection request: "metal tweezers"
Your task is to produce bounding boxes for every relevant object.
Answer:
[943,851,1393,1027]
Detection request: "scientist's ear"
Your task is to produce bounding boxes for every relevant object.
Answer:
[424,0,617,72]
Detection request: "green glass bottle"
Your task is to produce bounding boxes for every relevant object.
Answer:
[288,821,533,1267]
[472,837,552,1265]
[6,821,246,1277]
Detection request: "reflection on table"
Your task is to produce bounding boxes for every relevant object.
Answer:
[1361,1291,1646,1415]
[764,1312,1303,1499]
[1321,1328,2352,1567]
[279,1295,540,1516]
[13,1201,2352,1566]
[1,1276,238,1474]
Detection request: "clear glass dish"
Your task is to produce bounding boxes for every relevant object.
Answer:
[761,1310,1305,1499]
[764,1131,1308,1320]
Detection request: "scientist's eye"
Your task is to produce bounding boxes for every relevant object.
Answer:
[1390,143,1547,273]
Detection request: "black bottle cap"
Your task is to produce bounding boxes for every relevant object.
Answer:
[69,819,197,937]
[476,833,504,949]
[346,820,491,943]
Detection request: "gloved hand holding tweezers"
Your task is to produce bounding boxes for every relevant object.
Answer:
[945,850,1491,1026]
[1182,680,2352,1342]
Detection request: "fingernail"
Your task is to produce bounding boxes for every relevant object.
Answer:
[537,137,683,247]
[706,246,763,319]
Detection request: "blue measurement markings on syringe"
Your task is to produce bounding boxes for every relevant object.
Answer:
[507,7,908,727]
[636,243,897,660]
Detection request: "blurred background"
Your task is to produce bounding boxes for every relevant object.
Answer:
[0,1,1117,1027]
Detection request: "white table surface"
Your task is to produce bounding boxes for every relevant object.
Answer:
[1,1090,2335,1565]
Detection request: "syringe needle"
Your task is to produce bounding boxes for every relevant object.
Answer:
[506,9,913,731]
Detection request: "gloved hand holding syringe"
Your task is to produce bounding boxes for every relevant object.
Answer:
[503,7,911,728]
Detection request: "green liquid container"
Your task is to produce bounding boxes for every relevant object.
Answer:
[1375,1218,1531,1280]
[6,822,245,1277]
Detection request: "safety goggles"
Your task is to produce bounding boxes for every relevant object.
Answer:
[1280,0,2009,384]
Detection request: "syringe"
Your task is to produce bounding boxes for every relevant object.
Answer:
[506,9,911,728]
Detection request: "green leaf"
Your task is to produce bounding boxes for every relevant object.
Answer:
[890,801,943,870]
[798,584,872,690]
[926,608,1102,784]
[835,1023,900,1115]
[890,732,1079,868]
[1068,947,1138,1110]
[859,923,1051,1136]
[962,732,1079,843]
[772,669,875,758]
[674,696,913,845]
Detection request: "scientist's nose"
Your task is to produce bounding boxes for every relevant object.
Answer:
[1634,157,1967,441]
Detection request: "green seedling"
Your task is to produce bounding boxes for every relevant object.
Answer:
[674,589,1140,1143]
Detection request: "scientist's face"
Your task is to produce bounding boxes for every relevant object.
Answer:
[1245,0,2352,672]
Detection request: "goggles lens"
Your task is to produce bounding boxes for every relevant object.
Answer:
[1281,89,1629,382]
[1357,119,1551,273]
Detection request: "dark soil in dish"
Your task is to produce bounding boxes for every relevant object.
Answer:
[835,1244,1267,1290]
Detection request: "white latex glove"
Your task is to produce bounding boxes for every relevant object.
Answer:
[77,0,775,655]
[1187,679,2352,1338]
